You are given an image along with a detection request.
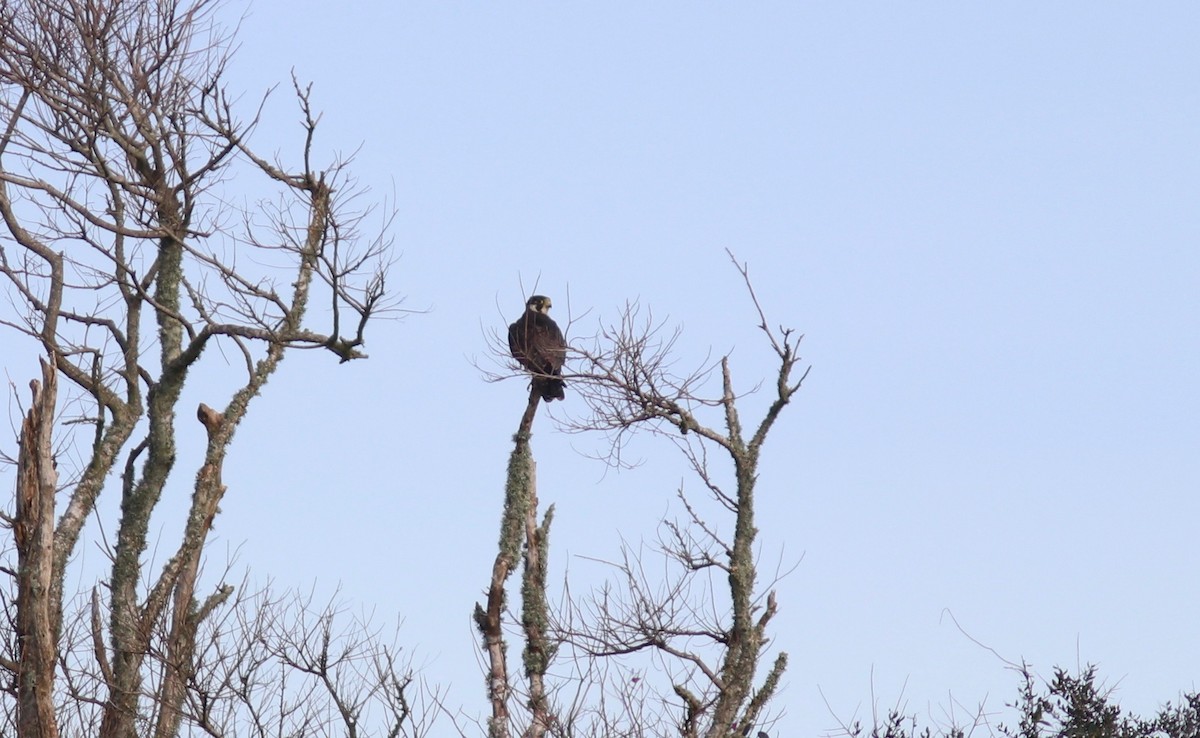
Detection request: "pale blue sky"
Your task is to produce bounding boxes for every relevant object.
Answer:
[6,3,1198,736]
[223,3,1200,735]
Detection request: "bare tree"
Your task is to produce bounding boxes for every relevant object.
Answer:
[10,360,60,738]
[474,388,557,738]
[0,0,409,736]
[178,583,438,738]
[481,253,804,738]
[559,252,804,738]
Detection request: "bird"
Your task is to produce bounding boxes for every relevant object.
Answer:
[508,294,567,402]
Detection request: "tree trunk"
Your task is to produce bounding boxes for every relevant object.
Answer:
[15,360,62,738]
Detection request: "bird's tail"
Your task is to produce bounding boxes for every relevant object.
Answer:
[535,376,566,402]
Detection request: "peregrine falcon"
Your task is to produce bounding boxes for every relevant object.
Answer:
[508,295,567,402]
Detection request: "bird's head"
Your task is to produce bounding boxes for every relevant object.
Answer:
[527,295,553,314]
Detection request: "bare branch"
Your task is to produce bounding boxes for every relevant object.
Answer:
[0,1,407,735]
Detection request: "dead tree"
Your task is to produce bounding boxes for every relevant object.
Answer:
[11,360,60,738]
[0,0,407,735]
[479,255,803,737]
[475,388,557,738]
[556,252,805,738]
[179,583,436,738]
